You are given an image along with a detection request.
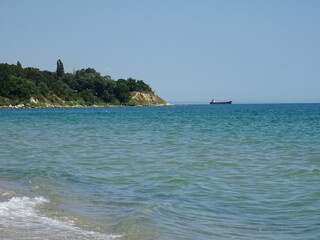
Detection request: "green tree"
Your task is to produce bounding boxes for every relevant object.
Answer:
[115,79,131,103]
[0,61,157,107]
[7,76,37,100]
[80,90,96,105]
[56,59,64,77]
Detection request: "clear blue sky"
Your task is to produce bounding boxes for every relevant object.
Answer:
[1,0,319,103]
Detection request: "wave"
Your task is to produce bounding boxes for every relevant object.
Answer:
[0,189,120,240]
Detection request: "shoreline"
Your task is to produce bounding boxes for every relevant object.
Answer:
[0,103,176,109]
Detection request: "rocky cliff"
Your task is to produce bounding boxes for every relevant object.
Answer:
[131,91,171,106]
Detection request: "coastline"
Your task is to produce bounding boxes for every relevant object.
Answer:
[0,103,175,109]
[0,91,173,109]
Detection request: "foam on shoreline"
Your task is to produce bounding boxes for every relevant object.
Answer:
[0,187,121,240]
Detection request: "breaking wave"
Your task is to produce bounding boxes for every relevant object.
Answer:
[0,190,120,240]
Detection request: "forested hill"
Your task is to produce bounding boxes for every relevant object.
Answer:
[0,60,168,107]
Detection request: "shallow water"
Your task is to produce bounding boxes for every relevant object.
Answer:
[1,104,319,239]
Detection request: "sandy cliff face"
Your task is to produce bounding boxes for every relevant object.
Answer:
[0,92,171,108]
[130,91,171,106]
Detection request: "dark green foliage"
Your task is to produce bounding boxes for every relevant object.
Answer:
[0,60,154,106]
[126,78,152,92]
[56,59,64,77]
[6,76,37,100]
[115,79,131,103]
[79,90,96,105]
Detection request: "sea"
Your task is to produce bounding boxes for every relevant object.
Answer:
[0,104,319,240]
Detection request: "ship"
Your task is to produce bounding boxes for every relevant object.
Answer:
[210,99,232,104]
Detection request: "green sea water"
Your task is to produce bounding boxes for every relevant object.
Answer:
[0,104,319,239]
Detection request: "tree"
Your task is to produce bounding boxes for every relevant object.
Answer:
[0,61,157,107]
[7,75,37,100]
[115,79,131,103]
[56,59,64,77]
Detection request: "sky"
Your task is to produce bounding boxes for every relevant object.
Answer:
[1,0,319,104]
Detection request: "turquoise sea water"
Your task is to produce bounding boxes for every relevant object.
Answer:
[0,104,319,239]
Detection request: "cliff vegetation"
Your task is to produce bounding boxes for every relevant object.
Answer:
[0,60,169,108]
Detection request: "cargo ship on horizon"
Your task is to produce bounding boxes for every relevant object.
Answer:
[210,99,232,104]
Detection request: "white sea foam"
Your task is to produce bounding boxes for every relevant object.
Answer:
[0,195,121,240]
